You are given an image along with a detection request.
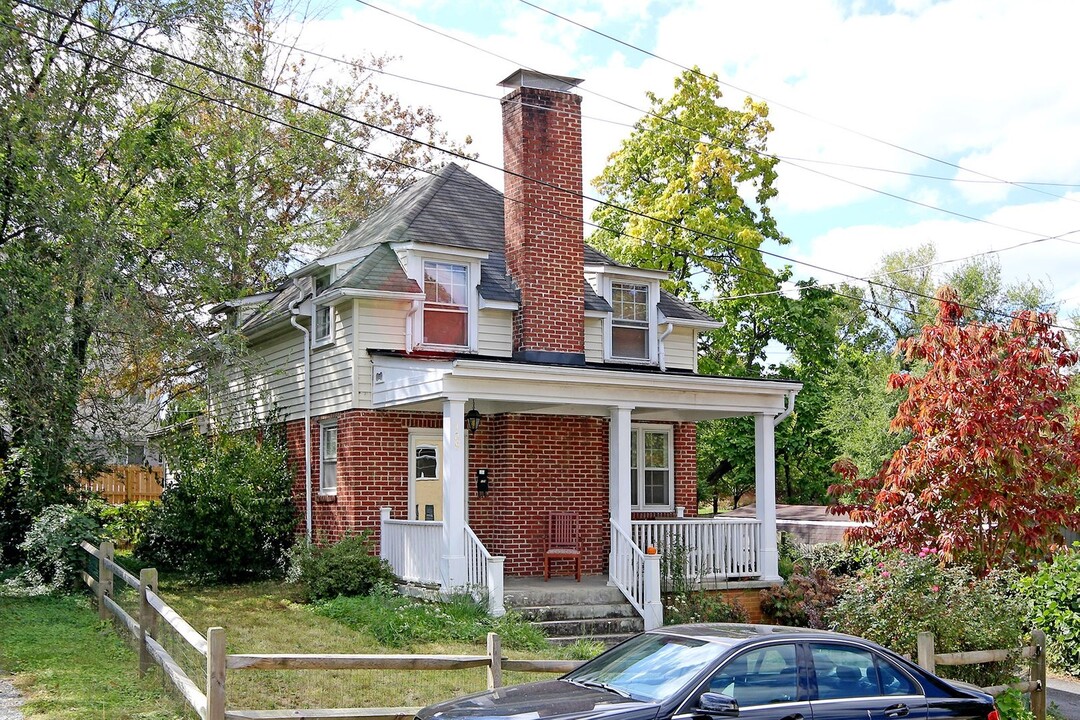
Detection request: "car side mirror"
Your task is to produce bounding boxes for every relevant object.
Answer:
[698,692,739,717]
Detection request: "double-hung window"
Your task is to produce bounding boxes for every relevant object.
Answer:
[320,422,337,495]
[313,272,333,343]
[611,282,650,360]
[423,260,469,347]
[630,425,672,511]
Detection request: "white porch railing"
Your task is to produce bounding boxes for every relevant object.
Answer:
[631,517,762,583]
[610,521,663,630]
[465,526,505,617]
[379,508,442,585]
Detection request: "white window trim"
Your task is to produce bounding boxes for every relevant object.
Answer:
[631,423,674,513]
[401,249,481,353]
[601,273,660,364]
[319,421,338,496]
[312,271,335,348]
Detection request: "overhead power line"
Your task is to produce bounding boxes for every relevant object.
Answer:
[347,0,1080,240]
[10,2,1078,335]
[516,0,1080,206]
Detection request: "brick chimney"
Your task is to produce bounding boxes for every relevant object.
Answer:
[500,69,585,365]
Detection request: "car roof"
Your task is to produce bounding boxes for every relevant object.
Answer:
[652,623,874,651]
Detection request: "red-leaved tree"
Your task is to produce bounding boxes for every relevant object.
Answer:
[829,287,1080,574]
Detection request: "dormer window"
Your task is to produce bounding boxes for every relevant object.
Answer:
[423,260,469,348]
[313,271,333,343]
[611,282,650,360]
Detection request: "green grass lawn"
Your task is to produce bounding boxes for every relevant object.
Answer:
[1,578,590,716]
[0,593,190,720]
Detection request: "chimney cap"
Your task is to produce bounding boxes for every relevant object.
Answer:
[498,69,583,93]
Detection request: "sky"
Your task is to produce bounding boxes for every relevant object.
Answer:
[288,0,1080,329]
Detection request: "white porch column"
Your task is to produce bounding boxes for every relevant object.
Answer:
[754,412,782,582]
[441,398,468,591]
[609,405,633,571]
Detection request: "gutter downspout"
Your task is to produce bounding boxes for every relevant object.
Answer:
[404,299,422,352]
[773,389,797,427]
[289,285,313,542]
[657,322,674,371]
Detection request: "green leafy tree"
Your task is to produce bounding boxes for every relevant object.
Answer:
[830,288,1080,573]
[0,0,465,562]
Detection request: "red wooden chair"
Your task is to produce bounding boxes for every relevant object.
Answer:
[544,512,582,582]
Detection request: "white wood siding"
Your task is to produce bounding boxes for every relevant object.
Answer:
[353,298,408,407]
[663,326,697,371]
[478,309,512,358]
[585,317,604,363]
[309,303,354,416]
[211,304,354,427]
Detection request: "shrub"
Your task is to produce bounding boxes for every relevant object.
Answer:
[136,418,296,581]
[97,501,156,549]
[1017,543,1080,675]
[664,591,748,625]
[289,534,397,602]
[794,541,881,577]
[760,567,844,628]
[829,553,1027,687]
[11,504,99,593]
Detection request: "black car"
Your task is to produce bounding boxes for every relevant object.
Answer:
[417,624,998,720]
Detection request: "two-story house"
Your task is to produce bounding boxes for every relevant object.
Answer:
[211,70,800,629]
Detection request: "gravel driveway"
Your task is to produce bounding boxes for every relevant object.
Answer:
[0,673,23,720]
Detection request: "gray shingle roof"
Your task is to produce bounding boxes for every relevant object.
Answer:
[232,162,715,333]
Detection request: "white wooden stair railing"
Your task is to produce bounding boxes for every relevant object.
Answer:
[465,525,505,617]
[609,519,663,630]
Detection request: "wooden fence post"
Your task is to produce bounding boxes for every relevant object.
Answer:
[139,568,158,677]
[487,632,502,690]
[207,626,226,720]
[917,631,935,675]
[1030,629,1046,720]
[97,541,114,621]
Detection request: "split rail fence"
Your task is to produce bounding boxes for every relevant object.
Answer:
[78,540,580,720]
[77,541,1046,720]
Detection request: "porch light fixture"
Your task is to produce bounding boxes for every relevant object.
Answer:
[465,401,482,435]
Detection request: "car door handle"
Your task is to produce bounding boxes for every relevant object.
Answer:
[884,704,909,718]
[778,714,803,720]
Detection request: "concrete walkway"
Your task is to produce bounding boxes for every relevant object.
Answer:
[0,672,23,720]
[1048,675,1080,720]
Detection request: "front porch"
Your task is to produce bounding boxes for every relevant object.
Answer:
[380,510,775,629]
[366,353,799,630]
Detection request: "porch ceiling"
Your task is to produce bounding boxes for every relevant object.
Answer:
[370,354,801,422]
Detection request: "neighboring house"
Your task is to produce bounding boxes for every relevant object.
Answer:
[210,70,801,629]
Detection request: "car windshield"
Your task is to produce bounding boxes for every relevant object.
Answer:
[563,632,726,702]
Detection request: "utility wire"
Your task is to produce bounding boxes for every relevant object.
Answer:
[212,21,1080,190]
[517,0,1080,205]
[12,2,1077,334]
[347,0,1079,240]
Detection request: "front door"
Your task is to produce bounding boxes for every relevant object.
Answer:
[409,432,443,521]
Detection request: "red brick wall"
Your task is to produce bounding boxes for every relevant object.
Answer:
[286,410,698,576]
[502,85,585,356]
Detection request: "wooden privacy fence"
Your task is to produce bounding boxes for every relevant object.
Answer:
[916,630,1047,720]
[82,465,163,503]
[77,540,581,720]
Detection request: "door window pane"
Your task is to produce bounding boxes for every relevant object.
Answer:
[708,644,799,707]
[812,644,894,700]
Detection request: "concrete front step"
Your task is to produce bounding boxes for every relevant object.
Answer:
[515,602,639,622]
[503,582,628,609]
[502,576,644,646]
[534,616,644,639]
